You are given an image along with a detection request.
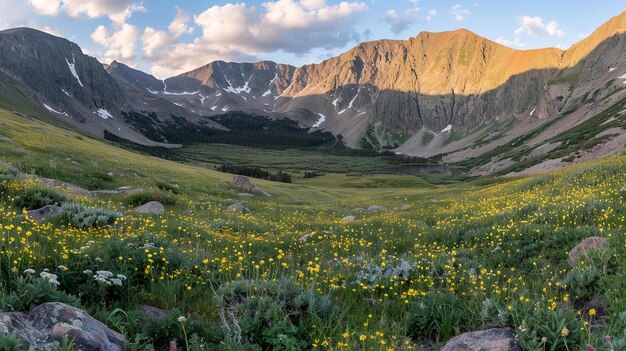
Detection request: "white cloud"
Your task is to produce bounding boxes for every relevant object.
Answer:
[25,0,145,23]
[449,4,470,21]
[168,6,194,37]
[91,23,140,65]
[514,16,565,38]
[27,0,61,16]
[426,9,437,21]
[385,7,419,34]
[499,16,566,48]
[142,0,367,78]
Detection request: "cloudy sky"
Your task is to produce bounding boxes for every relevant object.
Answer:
[1,0,624,78]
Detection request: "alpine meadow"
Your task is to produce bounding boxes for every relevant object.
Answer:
[0,1,625,350]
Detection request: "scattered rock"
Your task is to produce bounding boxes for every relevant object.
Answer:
[0,302,125,351]
[233,176,271,197]
[26,205,62,222]
[20,174,91,196]
[133,201,165,215]
[353,208,366,212]
[401,205,411,211]
[342,215,356,222]
[441,328,520,351]
[299,232,315,242]
[138,304,168,329]
[227,203,250,213]
[238,193,255,197]
[568,237,609,266]
[367,205,384,212]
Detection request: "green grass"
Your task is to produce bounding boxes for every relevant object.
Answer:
[0,108,625,351]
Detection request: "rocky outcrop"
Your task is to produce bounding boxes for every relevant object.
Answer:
[0,302,125,350]
[441,328,520,351]
[233,176,271,197]
[568,237,609,266]
[133,201,165,215]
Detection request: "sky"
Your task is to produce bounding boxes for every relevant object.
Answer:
[1,0,624,78]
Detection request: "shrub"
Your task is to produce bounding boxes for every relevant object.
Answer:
[12,186,70,210]
[407,291,474,342]
[60,203,122,228]
[125,190,177,207]
[517,308,584,351]
[0,274,81,312]
[145,309,215,349]
[156,180,181,194]
[214,278,336,350]
[563,265,602,300]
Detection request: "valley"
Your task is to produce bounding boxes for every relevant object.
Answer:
[0,5,624,351]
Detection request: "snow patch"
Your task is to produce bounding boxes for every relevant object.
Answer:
[440,125,452,133]
[221,106,230,112]
[173,102,182,107]
[312,113,326,128]
[61,89,70,97]
[530,106,536,116]
[210,105,217,111]
[65,56,83,87]
[224,77,252,100]
[147,88,159,94]
[609,67,616,72]
[262,89,272,97]
[43,103,69,117]
[199,93,207,105]
[619,73,626,79]
[162,80,198,95]
[96,109,113,119]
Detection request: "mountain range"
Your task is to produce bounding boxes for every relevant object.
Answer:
[1,11,625,175]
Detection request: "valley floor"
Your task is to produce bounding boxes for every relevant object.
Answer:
[0,109,625,350]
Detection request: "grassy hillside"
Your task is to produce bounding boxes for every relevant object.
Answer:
[0,108,625,350]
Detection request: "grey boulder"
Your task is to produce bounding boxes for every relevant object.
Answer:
[227,203,250,213]
[26,205,62,222]
[0,302,125,351]
[441,328,520,351]
[233,176,271,197]
[133,201,165,215]
[568,237,609,266]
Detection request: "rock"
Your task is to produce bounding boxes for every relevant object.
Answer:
[568,237,609,266]
[138,304,168,329]
[233,176,271,197]
[299,232,315,242]
[238,193,255,197]
[118,186,132,191]
[342,215,356,222]
[0,302,125,351]
[367,205,384,212]
[401,205,411,211]
[133,201,165,215]
[441,328,520,351]
[227,203,250,213]
[20,174,91,196]
[353,208,366,212]
[26,205,62,222]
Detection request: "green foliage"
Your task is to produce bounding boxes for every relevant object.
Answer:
[0,334,33,351]
[214,279,336,351]
[217,164,292,183]
[517,308,584,351]
[155,181,180,194]
[60,203,122,228]
[407,291,474,342]
[0,275,81,312]
[12,185,69,210]
[564,265,602,300]
[124,190,177,207]
[145,309,214,349]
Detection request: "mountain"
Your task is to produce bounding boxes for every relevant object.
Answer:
[0,28,224,146]
[146,12,626,175]
[1,12,625,176]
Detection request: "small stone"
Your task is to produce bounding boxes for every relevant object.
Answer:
[367,205,384,212]
[342,215,356,222]
[401,205,411,211]
[568,237,609,266]
[227,203,250,213]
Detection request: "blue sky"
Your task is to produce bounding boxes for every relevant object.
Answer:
[1,0,624,78]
